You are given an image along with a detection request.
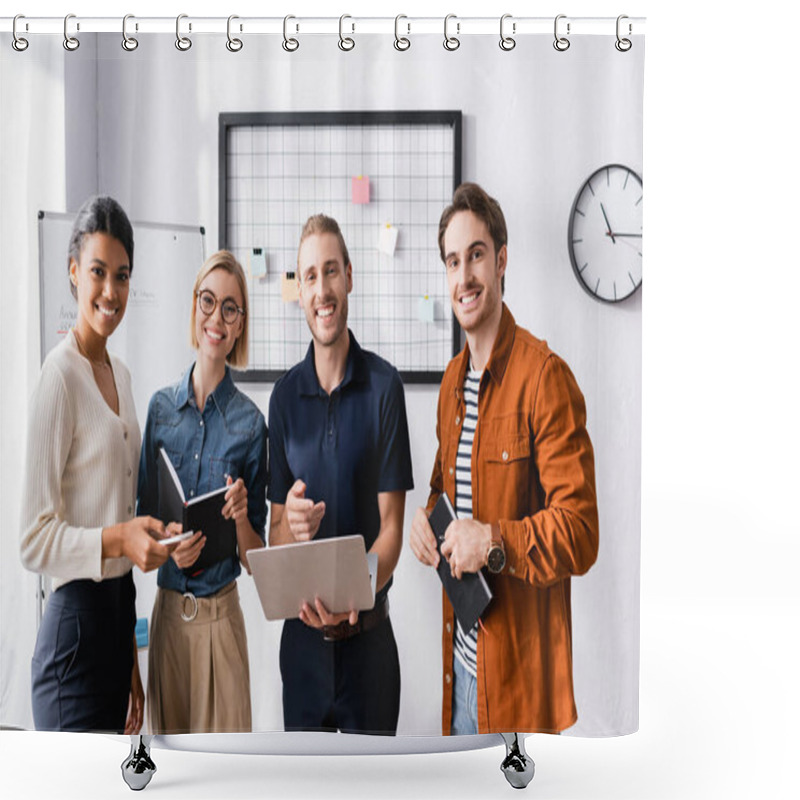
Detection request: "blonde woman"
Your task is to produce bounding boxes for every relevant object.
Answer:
[137,250,267,733]
[20,196,172,732]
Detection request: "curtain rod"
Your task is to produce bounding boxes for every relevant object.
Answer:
[2,15,646,37]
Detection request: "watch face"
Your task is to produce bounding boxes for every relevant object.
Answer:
[568,164,643,303]
[487,545,505,574]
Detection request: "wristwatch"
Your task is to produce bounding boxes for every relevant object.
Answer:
[486,522,506,574]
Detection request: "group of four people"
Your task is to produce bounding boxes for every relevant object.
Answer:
[20,182,599,738]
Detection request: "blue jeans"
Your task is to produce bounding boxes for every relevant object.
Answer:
[451,656,478,735]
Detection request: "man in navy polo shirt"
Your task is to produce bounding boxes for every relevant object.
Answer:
[268,214,413,735]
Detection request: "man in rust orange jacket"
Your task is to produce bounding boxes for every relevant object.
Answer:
[410,183,599,735]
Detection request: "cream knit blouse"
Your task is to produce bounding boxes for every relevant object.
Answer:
[20,330,140,591]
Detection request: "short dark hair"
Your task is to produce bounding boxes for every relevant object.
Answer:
[68,196,134,299]
[438,182,507,293]
[298,214,350,269]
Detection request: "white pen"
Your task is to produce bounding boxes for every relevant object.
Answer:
[159,531,194,546]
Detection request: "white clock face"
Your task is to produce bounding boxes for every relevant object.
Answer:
[569,164,643,303]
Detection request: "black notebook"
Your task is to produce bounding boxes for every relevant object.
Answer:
[428,492,493,634]
[157,447,236,573]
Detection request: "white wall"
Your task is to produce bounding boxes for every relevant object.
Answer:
[1,32,642,737]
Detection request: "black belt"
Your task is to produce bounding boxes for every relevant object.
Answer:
[322,597,389,642]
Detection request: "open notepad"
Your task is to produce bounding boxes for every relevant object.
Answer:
[157,447,236,573]
[248,536,378,622]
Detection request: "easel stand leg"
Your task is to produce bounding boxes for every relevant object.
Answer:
[121,734,156,791]
[500,733,535,789]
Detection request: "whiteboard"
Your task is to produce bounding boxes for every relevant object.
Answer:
[38,211,206,430]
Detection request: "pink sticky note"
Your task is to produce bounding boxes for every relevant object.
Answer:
[352,176,370,204]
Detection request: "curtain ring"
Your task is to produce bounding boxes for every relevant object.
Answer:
[499,14,516,51]
[121,14,138,51]
[394,15,410,51]
[12,15,29,52]
[63,13,80,51]
[283,15,299,52]
[338,14,355,51]
[175,14,192,51]
[615,14,632,52]
[554,14,570,51]
[443,14,460,51]
[226,15,243,52]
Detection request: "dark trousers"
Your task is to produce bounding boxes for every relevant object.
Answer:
[31,572,136,732]
[280,614,401,735]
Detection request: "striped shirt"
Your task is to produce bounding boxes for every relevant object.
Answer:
[453,368,482,678]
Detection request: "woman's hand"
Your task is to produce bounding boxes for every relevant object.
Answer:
[168,523,205,570]
[124,640,144,735]
[104,516,173,572]
[223,476,249,525]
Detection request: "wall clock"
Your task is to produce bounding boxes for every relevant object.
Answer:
[568,164,643,303]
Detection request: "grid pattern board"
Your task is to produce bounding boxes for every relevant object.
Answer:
[221,112,461,382]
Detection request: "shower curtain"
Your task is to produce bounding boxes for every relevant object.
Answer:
[0,20,644,739]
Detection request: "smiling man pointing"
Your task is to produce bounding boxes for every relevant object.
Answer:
[268,214,413,735]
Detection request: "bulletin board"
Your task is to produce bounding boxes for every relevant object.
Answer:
[219,111,462,383]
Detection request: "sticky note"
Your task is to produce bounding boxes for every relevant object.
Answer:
[281,271,299,303]
[250,247,267,278]
[418,296,435,323]
[352,175,370,204]
[378,224,399,256]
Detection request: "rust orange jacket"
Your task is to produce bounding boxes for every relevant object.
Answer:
[426,305,599,734]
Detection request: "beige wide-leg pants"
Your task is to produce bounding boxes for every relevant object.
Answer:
[147,581,251,734]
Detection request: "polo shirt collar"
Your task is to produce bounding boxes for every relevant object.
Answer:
[456,303,516,391]
[177,362,236,416]
[298,329,367,397]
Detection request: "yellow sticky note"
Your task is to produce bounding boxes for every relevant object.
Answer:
[281,271,299,303]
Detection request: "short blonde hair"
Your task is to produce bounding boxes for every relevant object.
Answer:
[297,214,350,268]
[190,250,249,368]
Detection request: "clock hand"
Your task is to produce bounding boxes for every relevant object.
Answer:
[600,203,616,244]
[616,237,641,254]
[610,233,642,238]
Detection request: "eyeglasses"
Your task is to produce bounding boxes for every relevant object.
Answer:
[196,289,245,324]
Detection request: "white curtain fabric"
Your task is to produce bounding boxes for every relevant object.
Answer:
[1,43,68,730]
[1,31,643,736]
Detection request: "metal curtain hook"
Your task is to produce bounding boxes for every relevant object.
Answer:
[338,14,355,51]
[283,15,299,52]
[122,14,138,51]
[12,14,29,51]
[554,14,570,51]
[394,15,410,51]
[175,14,192,51]
[615,14,632,51]
[63,13,79,51]
[226,15,243,52]
[443,14,460,51]
[499,14,516,51]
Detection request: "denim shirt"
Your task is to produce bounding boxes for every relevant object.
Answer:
[137,364,268,597]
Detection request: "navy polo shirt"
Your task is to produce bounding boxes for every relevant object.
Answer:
[268,331,413,601]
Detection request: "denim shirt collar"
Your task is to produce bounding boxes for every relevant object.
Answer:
[176,362,237,416]
[298,329,368,397]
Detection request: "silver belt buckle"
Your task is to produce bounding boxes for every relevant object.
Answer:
[180,591,198,622]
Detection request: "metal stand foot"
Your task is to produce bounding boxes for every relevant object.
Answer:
[121,735,156,791]
[500,733,535,789]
